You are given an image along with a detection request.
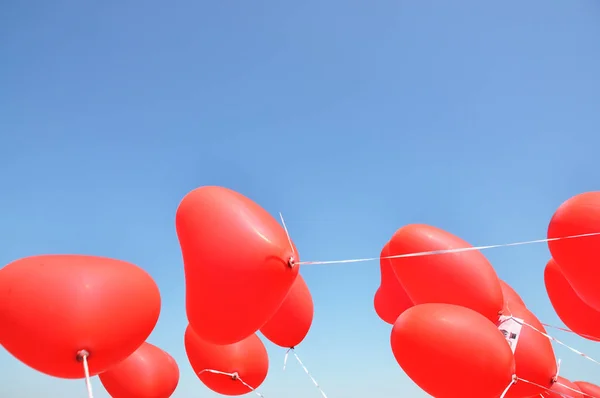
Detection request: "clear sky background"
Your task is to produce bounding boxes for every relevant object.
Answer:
[1,0,600,397]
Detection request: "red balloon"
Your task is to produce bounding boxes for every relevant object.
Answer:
[260,274,313,348]
[574,381,600,397]
[546,377,582,398]
[373,242,413,325]
[185,325,268,396]
[99,342,179,398]
[391,303,515,398]
[544,259,600,341]
[502,303,556,398]
[176,186,299,345]
[547,192,600,311]
[0,255,160,378]
[500,280,525,312]
[389,224,504,322]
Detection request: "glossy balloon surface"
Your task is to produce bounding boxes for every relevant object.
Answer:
[0,255,160,378]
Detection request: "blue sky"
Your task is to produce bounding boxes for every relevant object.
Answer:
[1,0,600,396]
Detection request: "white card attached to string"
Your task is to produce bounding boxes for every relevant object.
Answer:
[497,316,524,355]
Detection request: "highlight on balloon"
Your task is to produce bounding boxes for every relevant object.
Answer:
[2,187,600,397]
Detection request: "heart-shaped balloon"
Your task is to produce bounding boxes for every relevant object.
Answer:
[176,186,299,345]
[547,191,600,311]
[260,274,314,348]
[391,303,515,398]
[501,303,556,398]
[185,325,268,396]
[99,342,179,398]
[0,255,160,378]
[544,259,600,341]
[389,224,504,322]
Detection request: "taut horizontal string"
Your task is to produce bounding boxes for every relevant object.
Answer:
[298,232,600,266]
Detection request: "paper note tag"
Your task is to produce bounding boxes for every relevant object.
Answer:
[497,315,524,354]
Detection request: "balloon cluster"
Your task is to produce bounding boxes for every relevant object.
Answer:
[374,191,600,397]
[177,187,314,395]
[0,186,315,397]
[3,187,600,398]
[374,225,555,397]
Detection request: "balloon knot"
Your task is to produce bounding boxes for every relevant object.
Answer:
[231,372,239,381]
[290,346,295,350]
[288,256,296,268]
[76,349,90,362]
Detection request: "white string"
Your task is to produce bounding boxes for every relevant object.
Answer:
[557,381,590,398]
[500,318,600,398]
[279,212,296,259]
[278,213,327,397]
[499,375,516,398]
[500,311,599,397]
[198,369,265,398]
[503,305,600,368]
[80,353,94,398]
[517,378,580,398]
[540,322,600,341]
[282,348,328,398]
[299,232,600,265]
[514,319,600,366]
[283,348,290,371]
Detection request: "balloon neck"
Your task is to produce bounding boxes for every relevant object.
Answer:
[76,349,90,362]
[287,256,296,268]
[231,372,239,381]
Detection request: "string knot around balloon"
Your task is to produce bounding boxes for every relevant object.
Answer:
[76,350,90,362]
[197,369,265,398]
[498,374,518,398]
[552,358,562,383]
[288,256,296,268]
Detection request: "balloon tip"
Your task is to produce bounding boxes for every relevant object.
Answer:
[76,350,90,362]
